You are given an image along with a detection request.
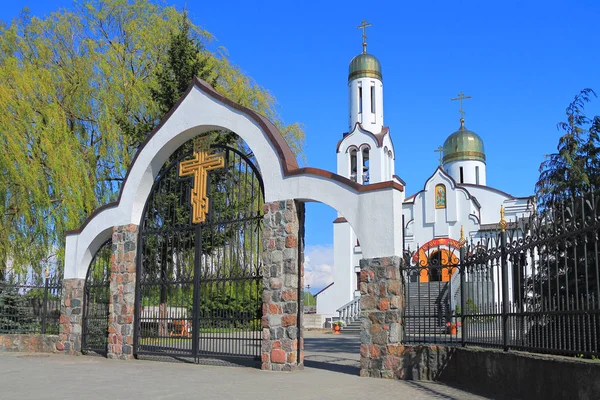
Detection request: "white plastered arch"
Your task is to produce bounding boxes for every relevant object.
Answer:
[64,79,404,279]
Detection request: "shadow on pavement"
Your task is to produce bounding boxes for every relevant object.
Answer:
[303,334,361,376]
[304,355,360,376]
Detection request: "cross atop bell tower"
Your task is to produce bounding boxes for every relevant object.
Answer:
[357,20,371,54]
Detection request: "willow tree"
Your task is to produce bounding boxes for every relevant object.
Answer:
[0,0,304,276]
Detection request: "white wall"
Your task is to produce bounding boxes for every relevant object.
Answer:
[64,80,405,280]
[444,160,487,186]
[348,77,383,133]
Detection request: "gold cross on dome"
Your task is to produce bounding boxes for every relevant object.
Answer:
[434,145,444,166]
[357,20,372,53]
[451,92,472,118]
[179,137,224,224]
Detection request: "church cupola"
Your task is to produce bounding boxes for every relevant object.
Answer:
[348,21,384,133]
[442,93,487,185]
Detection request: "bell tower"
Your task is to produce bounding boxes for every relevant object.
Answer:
[318,21,400,318]
[336,21,395,185]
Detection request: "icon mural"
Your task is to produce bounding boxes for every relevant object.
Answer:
[435,184,446,209]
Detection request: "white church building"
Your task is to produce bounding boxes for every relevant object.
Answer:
[316,27,533,322]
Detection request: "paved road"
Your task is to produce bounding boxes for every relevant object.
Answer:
[0,332,489,400]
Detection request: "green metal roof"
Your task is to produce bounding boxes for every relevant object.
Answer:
[348,53,382,82]
[442,120,486,164]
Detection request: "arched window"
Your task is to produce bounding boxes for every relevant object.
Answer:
[362,147,370,184]
[435,184,446,209]
[349,148,358,182]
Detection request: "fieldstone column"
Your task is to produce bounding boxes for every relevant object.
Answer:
[359,256,404,378]
[108,224,138,360]
[58,278,84,354]
[261,200,305,371]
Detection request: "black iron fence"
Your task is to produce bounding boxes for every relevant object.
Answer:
[402,192,600,359]
[0,271,62,335]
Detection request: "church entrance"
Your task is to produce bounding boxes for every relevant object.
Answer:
[405,241,461,336]
[134,138,264,363]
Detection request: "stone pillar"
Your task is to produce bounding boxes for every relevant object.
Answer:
[58,278,85,354]
[359,256,404,378]
[261,200,305,371]
[107,224,138,360]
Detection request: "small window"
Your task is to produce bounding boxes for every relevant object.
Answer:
[475,166,480,185]
[358,86,363,114]
[370,84,375,114]
[459,167,464,184]
[362,147,370,184]
[435,184,446,209]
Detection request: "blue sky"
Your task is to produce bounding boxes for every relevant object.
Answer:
[3,1,600,289]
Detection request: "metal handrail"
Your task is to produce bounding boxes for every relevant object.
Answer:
[336,297,361,325]
[449,267,461,315]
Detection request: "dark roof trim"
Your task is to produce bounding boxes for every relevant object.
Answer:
[393,175,406,186]
[67,78,402,236]
[314,282,334,297]
[402,167,479,208]
[457,183,533,201]
[336,123,390,152]
[287,167,404,193]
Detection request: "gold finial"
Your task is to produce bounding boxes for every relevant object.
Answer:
[459,225,466,246]
[434,145,444,166]
[499,205,507,232]
[357,20,372,54]
[451,92,472,120]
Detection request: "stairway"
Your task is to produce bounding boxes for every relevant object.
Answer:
[340,319,361,335]
[404,282,450,334]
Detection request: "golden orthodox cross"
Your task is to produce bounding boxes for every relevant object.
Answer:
[179,137,224,224]
[451,92,472,118]
[357,20,372,53]
[434,145,444,166]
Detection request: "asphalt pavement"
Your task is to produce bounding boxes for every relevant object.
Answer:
[0,331,489,400]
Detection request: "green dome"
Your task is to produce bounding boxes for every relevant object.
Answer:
[442,119,486,164]
[348,53,382,82]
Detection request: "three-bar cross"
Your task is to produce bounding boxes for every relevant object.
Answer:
[451,92,472,118]
[434,145,444,166]
[179,137,225,224]
[357,20,372,53]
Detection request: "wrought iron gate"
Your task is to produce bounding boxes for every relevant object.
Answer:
[82,239,112,355]
[134,141,264,362]
[403,244,460,340]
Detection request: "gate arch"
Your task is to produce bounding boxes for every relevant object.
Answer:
[82,239,112,355]
[134,140,264,362]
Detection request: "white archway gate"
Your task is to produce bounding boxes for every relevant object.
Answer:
[58,78,404,370]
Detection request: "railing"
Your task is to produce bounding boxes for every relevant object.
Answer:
[402,192,600,359]
[337,296,361,326]
[0,271,62,335]
[449,266,461,317]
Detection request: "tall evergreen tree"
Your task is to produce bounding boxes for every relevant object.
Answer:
[536,88,600,208]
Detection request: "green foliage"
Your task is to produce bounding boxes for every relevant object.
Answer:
[465,297,479,314]
[303,290,316,307]
[0,286,35,333]
[0,0,304,275]
[536,89,600,207]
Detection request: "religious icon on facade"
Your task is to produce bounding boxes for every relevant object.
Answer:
[435,184,446,209]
